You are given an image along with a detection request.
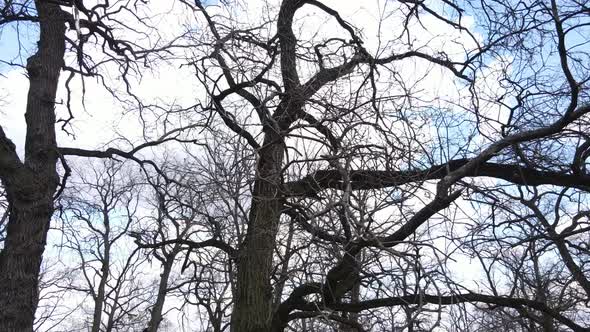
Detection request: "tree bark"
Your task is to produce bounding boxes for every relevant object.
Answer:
[0,1,65,330]
[231,139,285,332]
[230,1,305,330]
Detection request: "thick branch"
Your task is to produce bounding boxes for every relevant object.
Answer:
[318,190,461,307]
[133,237,237,258]
[277,0,304,91]
[284,159,590,196]
[0,126,24,181]
[367,189,462,246]
[289,293,587,331]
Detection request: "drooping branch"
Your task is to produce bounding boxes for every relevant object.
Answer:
[58,147,177,185]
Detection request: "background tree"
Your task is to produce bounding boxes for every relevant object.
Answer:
[132,132,256,331]
[56,160,154,332]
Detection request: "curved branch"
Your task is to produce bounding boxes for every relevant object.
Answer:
[277,0,304,91]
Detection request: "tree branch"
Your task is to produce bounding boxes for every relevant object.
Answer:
[284,159,590,196]
[289,293,588,331]
[132,237,237,258]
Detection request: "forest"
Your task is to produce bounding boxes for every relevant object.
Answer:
[1,0,590,331]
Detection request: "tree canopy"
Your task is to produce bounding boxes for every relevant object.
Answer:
[1,0,590,331]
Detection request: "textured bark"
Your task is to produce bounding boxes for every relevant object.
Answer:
[0,1,65,331]
[230,1,304,330]
[231,139,285,332]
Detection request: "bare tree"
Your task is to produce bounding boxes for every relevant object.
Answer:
[131,133,255,332]
[135,185,202,332]
[55,160,153,332]
[2,0,590,331]
[166,0,590,331]
[461,183,590,331]
[33,258,81,332]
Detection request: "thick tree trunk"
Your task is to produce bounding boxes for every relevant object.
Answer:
[0,1,65,331]
[230,1,303,330]
[231,141,285,332]
[0,196,55,331]
[339,281,360,332]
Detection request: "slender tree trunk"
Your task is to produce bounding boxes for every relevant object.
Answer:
[531,243,554,332]
[273,221,295,309]
[0,1,65,331]
[146,249,177,332]
[105,284,122,332]
[91,241,110,332]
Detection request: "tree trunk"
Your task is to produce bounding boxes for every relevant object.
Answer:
[146,249,177,332]
[0,1,65,330]
[230,1,303,330]
[231,140,285,332]
[339,281,360,332]
[91,241,110,332]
